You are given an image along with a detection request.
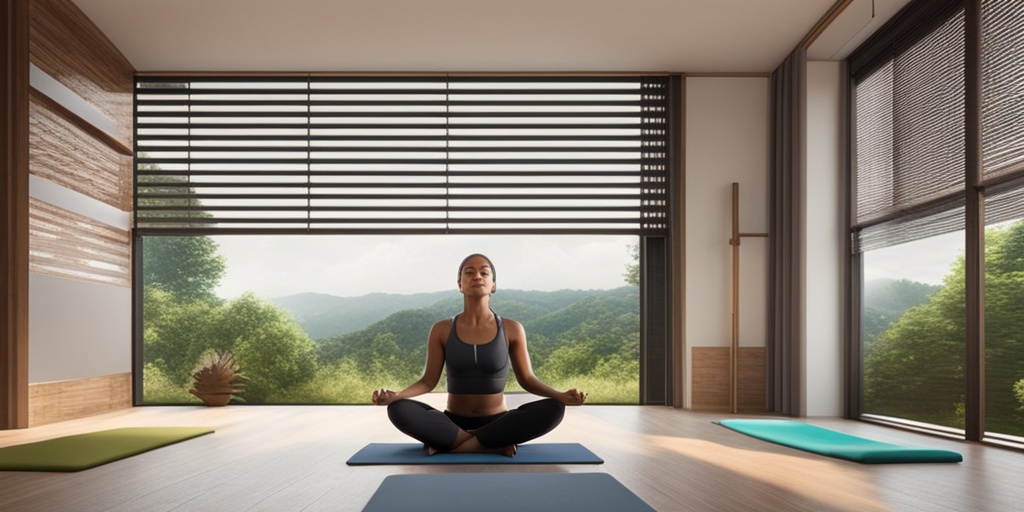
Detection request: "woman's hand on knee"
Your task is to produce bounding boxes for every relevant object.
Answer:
[372,388,398,405]
[560,388,587,405]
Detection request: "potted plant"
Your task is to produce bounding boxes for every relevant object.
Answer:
[189,350,245,406]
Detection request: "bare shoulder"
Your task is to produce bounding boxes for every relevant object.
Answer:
[501,317,523,330]
[501,317,526,340]
[429,317,452,343]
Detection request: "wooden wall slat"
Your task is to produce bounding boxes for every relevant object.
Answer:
[738,347,767,413]
[28,373,131,427]
[28,0,134,145]
[692,347,730,411]
[29,198,130,287]
[692,346,766,412]
[29,94,131,210]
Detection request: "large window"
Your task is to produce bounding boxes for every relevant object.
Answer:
[861,231,965,430]
[133,75,676,405]
[850,0,1024,446]
[980,0,1024,442]
[140,234,641,405]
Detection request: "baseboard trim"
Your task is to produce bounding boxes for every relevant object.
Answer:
[29,372,131,426]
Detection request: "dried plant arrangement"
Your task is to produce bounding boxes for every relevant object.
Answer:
[189,351,245,406]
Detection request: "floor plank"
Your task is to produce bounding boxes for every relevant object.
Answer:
[0,396,1020,511]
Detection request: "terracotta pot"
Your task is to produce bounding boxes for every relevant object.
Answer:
[190,391,233,407]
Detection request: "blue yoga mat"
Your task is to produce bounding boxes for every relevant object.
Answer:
[715,419,963,464]
[363,472,654,512]
[346,442,603,465]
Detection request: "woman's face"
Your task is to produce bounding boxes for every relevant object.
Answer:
[458,255,496,295]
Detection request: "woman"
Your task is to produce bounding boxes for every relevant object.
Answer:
[371,253,587,456]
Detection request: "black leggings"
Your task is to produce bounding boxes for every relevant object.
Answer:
[386,398,565,450]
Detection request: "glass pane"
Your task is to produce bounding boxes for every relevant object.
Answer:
[862,231,965,429]
[141,235,640,405]
[984,216,1024,440]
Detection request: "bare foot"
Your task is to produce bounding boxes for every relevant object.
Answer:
[502,444,517,458]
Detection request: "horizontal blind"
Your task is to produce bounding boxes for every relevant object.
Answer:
[981,0,1024,183]
[134,76,670,235]
[985,177,1024,227]
[851,4,964,251]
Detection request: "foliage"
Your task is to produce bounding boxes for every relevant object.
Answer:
[211,293,318,402]
[142,236,226,302]
[142,363,194,404]
[142,233,642,405]
[143,287,224,386]
[624,242,639,287]
[143,290,318,404]
[862,279,941,344]
[865,220,1024,436]
[1015,379,1024,413]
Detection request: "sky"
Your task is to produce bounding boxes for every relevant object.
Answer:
[861,230,964,285]
[211,229,968,300]
[213,234,637,299]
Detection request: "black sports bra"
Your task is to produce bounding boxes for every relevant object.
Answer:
[445,313,509,394]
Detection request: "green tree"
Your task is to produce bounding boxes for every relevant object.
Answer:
[1015,379,1024,413]
[142,287,224,386]
[214,293,318,403]
[865,219,1024,435]
[143,236,226,301]
[981,223,1024,434]
[624,242,639,287]
[367,332,418,382]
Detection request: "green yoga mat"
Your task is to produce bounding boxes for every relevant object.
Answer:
[0,427,215,472]
[715,419,962,464]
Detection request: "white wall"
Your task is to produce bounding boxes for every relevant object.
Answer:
[29,273,132,382]
[802,61,845,416]
[684,77,770,408]
[28,176,132,384]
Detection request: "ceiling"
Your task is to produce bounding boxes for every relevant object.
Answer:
[70,0,909,74]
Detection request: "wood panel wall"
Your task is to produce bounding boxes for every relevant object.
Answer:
[691,346,766,413]
[29,197,131,287]
[28,92,131,209]
[29,0,134,147]
[2,0,32,430]
[22,0,135,426]
[28,373,132,426]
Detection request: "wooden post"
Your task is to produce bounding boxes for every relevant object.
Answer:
[729,183,768,413]
[1,0,31,429]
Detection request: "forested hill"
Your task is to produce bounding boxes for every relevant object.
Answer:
[862,279,941,343]
[270,291,455,339]
[273,287,636,341]
[314,286,640,367]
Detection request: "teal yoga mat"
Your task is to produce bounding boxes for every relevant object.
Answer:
[347,442,603,465]
[715,419,962,464]
[0,427,215,472]
[363,472,654,511]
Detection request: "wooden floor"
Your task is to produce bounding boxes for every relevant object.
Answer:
[1,394,1020,511]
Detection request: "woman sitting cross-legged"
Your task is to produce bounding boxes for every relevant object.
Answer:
[370,253,587,457]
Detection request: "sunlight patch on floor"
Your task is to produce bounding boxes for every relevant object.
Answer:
[648,435,889,512]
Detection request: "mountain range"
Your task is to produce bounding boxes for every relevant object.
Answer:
[272,288,634,341]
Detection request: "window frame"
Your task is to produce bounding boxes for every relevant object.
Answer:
[131,73,680,406]
[847,0,1024,448]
